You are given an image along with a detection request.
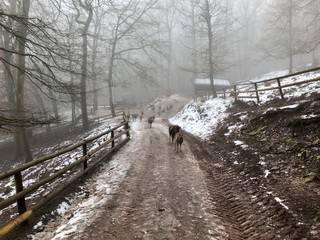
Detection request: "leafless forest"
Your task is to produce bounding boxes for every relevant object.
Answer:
[1,0,320,164]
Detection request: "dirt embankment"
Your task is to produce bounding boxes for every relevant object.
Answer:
[205,93,320,239]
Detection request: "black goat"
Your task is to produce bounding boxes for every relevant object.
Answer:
[169,125,181,143]
[148,116,155,128]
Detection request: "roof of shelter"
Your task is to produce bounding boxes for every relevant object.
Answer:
[193,78,231,86]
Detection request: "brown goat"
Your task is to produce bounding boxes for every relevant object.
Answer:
[175,131,183,152]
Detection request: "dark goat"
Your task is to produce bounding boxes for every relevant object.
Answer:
[131,113,139,121]
[169,125,181,143]
[148,116,155,128]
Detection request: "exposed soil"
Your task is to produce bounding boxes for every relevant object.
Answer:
[206,92,320,239]
[2,93,320,239]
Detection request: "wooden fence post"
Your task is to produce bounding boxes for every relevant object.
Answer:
[125,122,130,138]
[111,130,115,149]
[277,78,285,100]
[14,172,28,226]
[254,83,260,103]
[82,143,87,170]
[234,85,237,101]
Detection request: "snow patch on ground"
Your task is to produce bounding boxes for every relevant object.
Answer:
[169,98,232,138]
[28,122,143,240]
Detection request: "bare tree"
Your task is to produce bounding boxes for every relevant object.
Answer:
[73,0,93,130]
[100,0,159,116]
[301,0,320,62]
[234,0,263,79]
[15,0,33,162]
[1,1,19,128]
[0,0,79,162]
[176,0,199,80]
[89,8,106,113]
[87,5,111,114]
[257,0,315,74]
[63,14,81,128]
[156,0,180,95]
[197,0,232,96]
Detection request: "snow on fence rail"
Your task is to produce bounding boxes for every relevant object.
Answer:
[217,67,320,103]
[0,121,130,237]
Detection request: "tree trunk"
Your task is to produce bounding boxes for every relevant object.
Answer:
[288,0,293,74]
[107,38,117,117]
[205,0,216,97]
[3,0,19,162]
[77,3,93,130]
[15,0,33,162]
[108,84,116,117]
[191,0,198,80]
[71,73,76,129]
[167,28,172,96]
[3,0,17,110]
[92,65,98,114]
[32,85,51,134]
[91,12,101,113]
[107,62,116,117]
[48,88,59,118]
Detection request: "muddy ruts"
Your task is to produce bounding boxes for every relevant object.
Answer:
[184,132,308,240]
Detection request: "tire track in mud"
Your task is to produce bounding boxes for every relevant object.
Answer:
[185,132,307,239]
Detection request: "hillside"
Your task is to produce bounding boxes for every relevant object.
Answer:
[206,92,320,237]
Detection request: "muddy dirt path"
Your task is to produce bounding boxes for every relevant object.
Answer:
[78,120,302,240]
[80,120,227,240]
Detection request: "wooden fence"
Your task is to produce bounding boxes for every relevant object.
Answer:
[0,121,130,237]
[217,67,320,103]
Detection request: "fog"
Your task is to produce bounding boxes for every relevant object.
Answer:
[0,0,319,161]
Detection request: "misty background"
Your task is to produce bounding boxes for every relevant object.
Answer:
[0,0,320,163]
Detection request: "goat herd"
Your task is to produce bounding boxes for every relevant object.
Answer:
[125,113,184,152]
[147,117,184,152]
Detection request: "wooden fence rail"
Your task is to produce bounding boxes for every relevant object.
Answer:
[0,121,130,237]
[217,67,320,103]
